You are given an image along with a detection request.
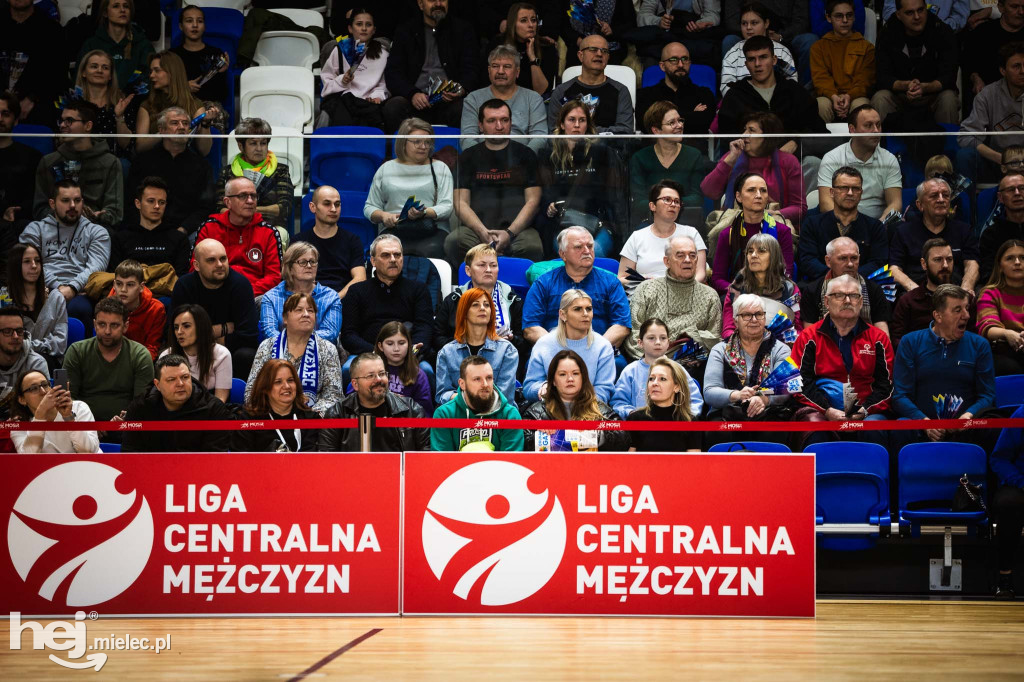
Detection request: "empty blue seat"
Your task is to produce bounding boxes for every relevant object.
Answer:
[996,374,1024,409]
[310,126,386,191]
[457,256,534,297]
[99,442,121,453]
[641,64,663,88]
[432,125,460,153]
[300,190,315,231]
[12,124,55,156]
[229,377,246,405]
[898,442,987,528]
[708,441,792,453]
[806,442,890,550]
[976,186,998,227]
[67,317,85,345]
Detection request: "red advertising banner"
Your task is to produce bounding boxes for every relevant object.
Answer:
[2,453,401,616]
[403,452,815,617]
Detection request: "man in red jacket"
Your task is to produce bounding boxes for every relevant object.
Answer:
[191,177,283,296]
[789,273,894,450]
[110,259,166,361]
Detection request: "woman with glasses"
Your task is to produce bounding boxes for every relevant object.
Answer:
[259,242,342,343]
[74,50,138,158]
[233,360,320,452]
[978,239,1024,376]
[721,232,801,337]
[246,292,343,412]
[136,50,217,156]
[77,0,155,91]
[10,370,101,453]
[619,179,708,287]
[217,117,294,234]
[1,244,67,369]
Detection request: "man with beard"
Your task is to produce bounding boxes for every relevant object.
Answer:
[801,237,891,336]
[980,174,1024,282]
[0,307,48,420]
[891,239,978,347]
[319,353,430,451]
[635,42,716,142]
[383,0,478,132]
[547,34,635,134]
[461,46,546,154]
[294,185,366,297]
[432,355,524,451]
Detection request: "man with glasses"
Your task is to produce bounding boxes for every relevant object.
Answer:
[800,236,892,336]
[892,238,978,347]
[981,173,1024,281]
[258,242,342,342]
[801,166,888,280]
[191,176,283,297]
[461,46,547,154]
[635,42,716,141]
[547,35,635,134]
[319,352,430,452]
[958,42,1024,182]
[33,100,122,229]
[0,307,48,420]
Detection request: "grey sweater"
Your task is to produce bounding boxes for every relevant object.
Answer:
[958,78,1024,152]
[461,86,549,153]
[19,215,112,293]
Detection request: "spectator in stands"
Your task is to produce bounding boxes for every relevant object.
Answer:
[635,42,716,143]
[0,307,48,419]
[34,100,123,229]
[958,42,1024,182]
[982,174,1024,281]
[0,93,41,235]
[161,304,232,403]
[720,2,797,96]
[449,99,543,262]
[722,232,801,337]
[319,352,431,451]
[108,259,165,361]
[320,7,390,129]
[892,238,977,346]
[433,354,524,451]
[192,176,284,297]
[136,51,217,156]
[613,317,703,418]
[247,292,343,412]
[633,0,721,67]
[702,111,807,227]
[461,47,546,154]
[0,0,67,127]
[234,359,320,452]
[21,181,111,331]
[523,349,627,451]
[170,5,230,107]
[811,0,876,123]
[537,103,626,257]
[341,234,434,357]
[965,0,1024,99]
[790,274,894,448]
[628,103,710,223]
[63,297,153,423]
[816,106,903,219]
[10,369,100,453]
[364,117,453,257]
[121,353,232,453]
[561,0,636,67]
[217,118,294,234]
[173,239,258,378]
[78,0,155,89]
[547,35,634,134]
[111,177,192,275]
[295,186,367,297]
[627,235,722,358]
[721,0,818,84]
[126,107,215,235]
[2,244,67,367]
[872,0,960,126]
[436,287,519,405]
[802,166,889,280]
[709,172,795,294]
[260,242,341,343]
[497,2,558,96]
[620,179,707,285]
[978,238,1024,374]
[627,357,702,452]
[74,50,137,160]
[801,237,892,334]
[382,0,478,133]
[524,289,616,402]
[990,401,1024,599]
[883,0,970,31]
[373,321,432,415]
[890,178,980,291]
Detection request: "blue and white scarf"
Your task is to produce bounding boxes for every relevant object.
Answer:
[491,286,508,336]
[272,331,320,404]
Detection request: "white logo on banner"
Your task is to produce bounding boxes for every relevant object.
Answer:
[8,462,154,606]
[422,461,566,605]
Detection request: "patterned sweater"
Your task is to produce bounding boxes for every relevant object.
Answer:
[626,274,722,360]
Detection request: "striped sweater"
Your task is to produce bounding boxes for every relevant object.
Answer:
[977,286,1024,338]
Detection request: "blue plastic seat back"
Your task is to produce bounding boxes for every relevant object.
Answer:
[456,256,533,298]
[67,317,86,345]
[807,442,889,522]
[300,190,314,231]
[641,64,663,88]
[996,374,1024,408]
[229,378,246,405]
[310,126,386,191]
[432,126,460,153]
[976,186,998,227]
[898,442,987,524]
[99,442,121,453]
[12,124,55,155]
[708,441,792,453]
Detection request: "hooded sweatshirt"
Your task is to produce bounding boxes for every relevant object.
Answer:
[191,210,284,295]
[19,215,111,293]
[108,285,166,360]
[0,339,49,419]
[809,31,876,100]
[34,140,123,228]
[431,387,525,452]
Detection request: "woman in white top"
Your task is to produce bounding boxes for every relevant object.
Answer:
[618,179,707,287]
[160,304,232,402]
[11,370,101,454]
[719,2,797,96]
[320,7,389,130]
[364,117,454,258]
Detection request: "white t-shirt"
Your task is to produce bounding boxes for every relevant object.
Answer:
[621,224,707,279]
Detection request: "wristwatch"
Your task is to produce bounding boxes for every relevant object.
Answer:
[529,58,540,66]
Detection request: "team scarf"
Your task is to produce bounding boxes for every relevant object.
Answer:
[491,286,508,336]
[231,150,278,178]
[272,331,320,404]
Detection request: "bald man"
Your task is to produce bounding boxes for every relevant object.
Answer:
[635,42,716,141]
[295,185,367,298]
[171,238,259,378]
[547,35,635,134]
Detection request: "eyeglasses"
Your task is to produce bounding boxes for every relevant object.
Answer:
[407,138,431,147]
[662,56,690,65]
[656,197,681,206]
[0,327,26,337]
[737,312,766,321]
[226,192,258,201]
[833,185,863,194]
[58,117,83,126]
[355,371,389,381]
[22,381,49,395]
[999,184,1024,194]
[582,46,611,55]
[829,12,855,20]
[827,293,863,301]
[1003,160,1024,168]
[295,259,318,268]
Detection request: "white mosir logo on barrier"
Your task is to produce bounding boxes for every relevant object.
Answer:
[422,461,566,606]
[8,462,154,606]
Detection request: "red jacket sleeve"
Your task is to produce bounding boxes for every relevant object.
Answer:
[249,225,284,296]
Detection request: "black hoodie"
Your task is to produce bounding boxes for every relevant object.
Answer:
[121,381,235,453]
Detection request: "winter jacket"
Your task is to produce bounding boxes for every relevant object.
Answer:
[521,399,628,451]
[384,14,479,100]
[19,215,111,293]
[34,140,123,228]
[319,391,430,452]
[107,285,166,360]
[432,387,525,452]
[717,75,828,142]
[875,12,958,93]
[121,381,234,453]
[0,338,49,419]
[191,209,284,295]
[435,336,519,405]
[810,31,876,100]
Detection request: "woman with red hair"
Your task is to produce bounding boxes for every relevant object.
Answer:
[233,359,320,452]
[434,287,519,406]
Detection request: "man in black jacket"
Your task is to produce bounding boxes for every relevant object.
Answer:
[382,0,479,133]
[121,354,233,453]
[635,42,716,144]
[319,353,430,452]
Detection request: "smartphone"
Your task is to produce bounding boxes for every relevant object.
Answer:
[52,369,68,392]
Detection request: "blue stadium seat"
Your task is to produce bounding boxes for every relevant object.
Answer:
[898,442,988,528]
[67,317,85,345]
[432,126,460,153]
[976,186,998,226]
[806,442,890,550]
[995,375,1024,409]
[205,125,224,177]
[99,442,121,453]
[229,377,246,405]
[641,64,663,88]
[708,441,791,452]
[12,124,55,155]
[310,126,386,191]
[640,64,716,97]
[457,256,534,297]
[300,190,314,231]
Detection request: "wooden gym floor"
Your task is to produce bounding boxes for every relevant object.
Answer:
[3,601,1023,680]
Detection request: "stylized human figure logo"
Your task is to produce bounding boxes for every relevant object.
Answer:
[422,461,566,606]
[8,462,154,606]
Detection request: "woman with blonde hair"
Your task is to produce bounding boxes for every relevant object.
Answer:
[74,49,137,157]
[627,357,703,452]
[136,50,216,155]
[721,232,801,337]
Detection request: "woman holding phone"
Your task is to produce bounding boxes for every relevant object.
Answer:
[10,370,102,453]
